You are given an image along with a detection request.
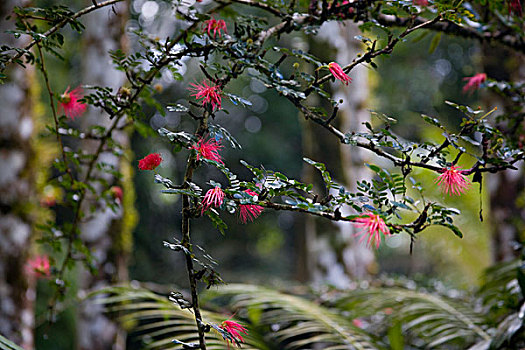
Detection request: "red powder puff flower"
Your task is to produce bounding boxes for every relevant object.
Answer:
[352,213,390,249]
[413,0,429,6]
[239,189,263,223]
[26,255,51,278]
[462,73,487,94]
[138,153,162,170]
[509,0,523,16]
[58,86,87,119]
[202,186,225,214]
[220,320,248,347]
[204,17,227,39]
[192,137,224,164]
[189,80,222,111]
[328,62,352,85]
[435,165,471,196]
[110,186,123,203]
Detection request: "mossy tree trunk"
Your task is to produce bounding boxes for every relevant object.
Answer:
[0,0,37,347]
[298,22,374,286]
[76,1,137,349]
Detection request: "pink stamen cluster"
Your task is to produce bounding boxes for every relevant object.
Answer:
[462,73,487,94]
[239,189,263,223]
[189,80,222,111]
[58,86,87,119]
[220,320,248,347]
[26,255,51,278]
[352,213,391,249]
[204,18,227,39]
[138,153,163,171]
[201,186,225,214]
[110,186,123,203]
[328,62,352,85]
[413,0,429,6]
[192,137,224,164]
[435,165,471,196]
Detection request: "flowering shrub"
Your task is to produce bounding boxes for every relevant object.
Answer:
[138,153,163,171]
[1,0,523,348]
[58,86,86,119]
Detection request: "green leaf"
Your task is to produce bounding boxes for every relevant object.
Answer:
[387,322,404,350]
[428,32,442,54]
[205,209,227,235]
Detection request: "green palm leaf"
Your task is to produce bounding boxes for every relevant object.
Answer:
[91,285,268,349]
[334,287,490,349]
[206,284,382,350]
[0,335,24,350]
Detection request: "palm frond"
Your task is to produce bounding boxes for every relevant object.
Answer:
[478,259,522,320]
[0,335,24,350]
[206,284,382,350]
[334,287,490,349]
[91,285,269,349]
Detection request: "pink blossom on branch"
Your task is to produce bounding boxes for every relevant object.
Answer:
[192,137,224,164]
[58,86,87,119]
[352,213,390,249]
[239,189,263,223]
[204,17,227,39]
[462,73,487,94]
[220,319,248,347]
[110,186,123,203]
[413,0,429,6]
[26,255,51,278]
[328,62,352,85]
[509,0,523,17]
[201,186,225,214]
[138,153,162,170]
[189,80,222,111]
[434,165,470,196]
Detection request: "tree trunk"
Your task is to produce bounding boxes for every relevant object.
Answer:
[482,44,524,263]
[76,2,136,349]
[298,22,374,286]
[0,1,37,347]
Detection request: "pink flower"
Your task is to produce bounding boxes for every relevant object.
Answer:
[435,165,470,196]
[352,318,364,328]
[462,73,487,94]
[110,186,123,203]
[192,137,224,164]
[26,255,51,278]
[204,18,227,39]
[189,80,222,110]
[328,62,352,85]
[202,186,225,214]
[509,0,523,16]
[58,86,87,119]
[352,213,390,249]
[138,153,162,170]
[239,189,263,223]
[220,320,248,347]
[413,0,429,6]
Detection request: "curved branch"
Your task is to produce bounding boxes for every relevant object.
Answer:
[376,13,525,54]
[3,0,123,70]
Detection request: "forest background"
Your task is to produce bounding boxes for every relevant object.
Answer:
[0,0,524,349]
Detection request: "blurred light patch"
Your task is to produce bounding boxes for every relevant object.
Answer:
[255,229,284,257]
[434,59,452,78]
[250,79,267,93]
[249,94,268,113]
[141,1,159,19]
[245,116,262,133]
[166,113,181,128]
[278,212,294,230]
[150,113,166,130]
[386,233,406,249]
